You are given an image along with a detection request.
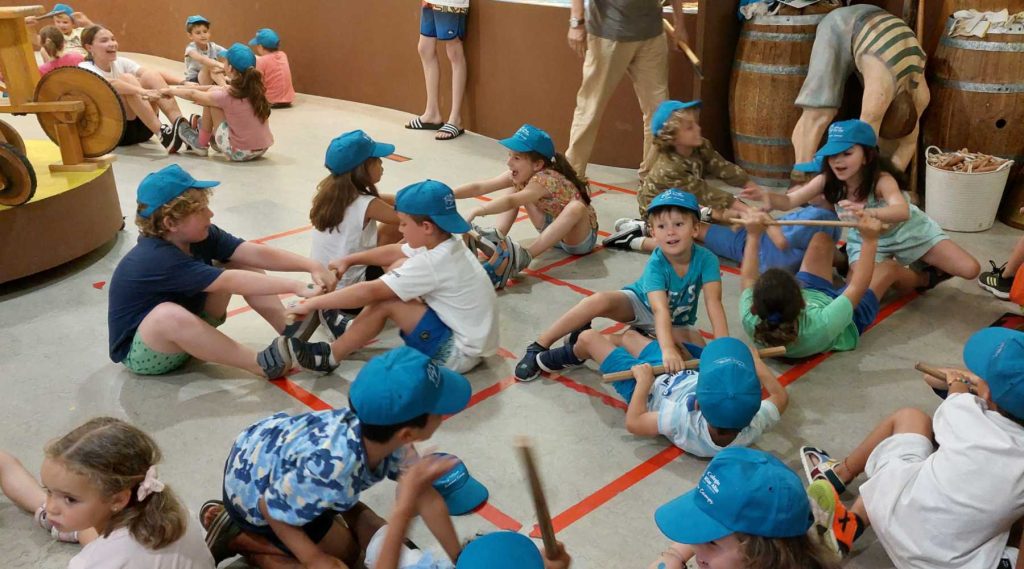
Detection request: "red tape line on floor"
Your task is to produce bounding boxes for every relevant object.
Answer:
[589,180,638,196]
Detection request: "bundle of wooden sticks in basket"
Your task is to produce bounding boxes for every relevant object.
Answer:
[926,148,1010,173]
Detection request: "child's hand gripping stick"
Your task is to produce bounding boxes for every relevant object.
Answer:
[601,346,787,382]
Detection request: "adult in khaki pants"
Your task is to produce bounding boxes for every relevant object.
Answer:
[566,0,687,179]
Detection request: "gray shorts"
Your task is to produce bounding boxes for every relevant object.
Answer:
[620,289,657,334]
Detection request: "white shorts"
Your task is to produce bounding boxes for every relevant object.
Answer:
[434,336,481,374]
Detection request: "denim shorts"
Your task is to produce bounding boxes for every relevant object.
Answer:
[543,213,598,255]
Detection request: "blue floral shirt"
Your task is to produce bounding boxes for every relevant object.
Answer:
[223,409,405,527]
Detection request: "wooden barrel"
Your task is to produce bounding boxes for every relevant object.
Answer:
[923,15,1024,228]
[729,13,827,189]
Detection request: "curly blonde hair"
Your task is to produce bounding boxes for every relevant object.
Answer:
[136,188,212,238]
[653,108,699,154]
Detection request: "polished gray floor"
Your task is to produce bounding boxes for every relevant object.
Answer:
[0,53,1019,568]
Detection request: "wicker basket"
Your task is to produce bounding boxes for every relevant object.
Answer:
[924,146,1014,232]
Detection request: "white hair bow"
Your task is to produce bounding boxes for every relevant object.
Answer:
[137,466,165,501]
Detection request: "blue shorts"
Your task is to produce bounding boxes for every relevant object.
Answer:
[702,225,807,275]
[796,271,880,334]
[420,5,467,41]
[599,341,703,402]
[401,307,455,360]
[543,213,598,255]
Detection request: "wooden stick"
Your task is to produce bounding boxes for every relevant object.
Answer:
[662,19,704,80]
[914,362,947,381]
[515,437,557,553]
[602,346,787,382]
[728,218,860,228]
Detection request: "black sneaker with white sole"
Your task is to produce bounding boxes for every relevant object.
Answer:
[257,336,294,378]
[287,338,338,373]
[282,311,320,342]
[159,120,182,153]
[979,260,1013,300]
[514,342,547,382]
[602,225,643,249]
[320,308,355,342]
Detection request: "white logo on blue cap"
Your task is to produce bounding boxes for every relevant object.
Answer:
[443,193,456,211]
[426,362,441,388]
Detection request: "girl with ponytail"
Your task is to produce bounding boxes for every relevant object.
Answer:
[37,25,84,75]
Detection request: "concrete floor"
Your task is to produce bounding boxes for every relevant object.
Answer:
[1,53,1020,568]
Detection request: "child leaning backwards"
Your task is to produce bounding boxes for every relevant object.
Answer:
[515,189,727,381]
[454,124,599,288]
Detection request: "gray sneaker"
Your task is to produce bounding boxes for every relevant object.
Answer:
[176,120,203,153]
[257,337,294,378]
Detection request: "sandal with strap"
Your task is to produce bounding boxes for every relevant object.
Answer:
[201,500,242,565]
[435,123,465,141]
[916,264,952,292]
[405,117,444,130]
[800,446,847,495]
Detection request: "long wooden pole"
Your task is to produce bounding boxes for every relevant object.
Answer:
[602,346,787,382]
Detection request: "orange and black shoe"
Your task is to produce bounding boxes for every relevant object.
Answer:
[807,479,857,556]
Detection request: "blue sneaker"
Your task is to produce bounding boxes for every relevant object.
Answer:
[537,342,585,373]
[515,342,546,382]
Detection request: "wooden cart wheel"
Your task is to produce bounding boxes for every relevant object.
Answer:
[0,142,37,207]
[34,67,126,158]
[0,119,26,156]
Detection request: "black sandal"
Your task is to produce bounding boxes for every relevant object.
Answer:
[405,117,443,130]
[916,265,952,292]
[435,122,465,140]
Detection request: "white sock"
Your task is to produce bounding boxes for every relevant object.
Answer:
[364,524,425,568]
[629,237,646,251]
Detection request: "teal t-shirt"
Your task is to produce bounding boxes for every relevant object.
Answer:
[622,245,721,327]
[738,287,857,358]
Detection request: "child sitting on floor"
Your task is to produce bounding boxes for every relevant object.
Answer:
[201,348,467,567]
[515,189,727,381]
[250,28,295,108]
[163,44,273,161]
[373,454,572,569]
[107,164,335,379]
[454,124,598,288]
[28,3,92,58]
[182,15,226,86]
[606,100,761,251]
[743,119,980,290]
[304,130,401,341]
[37,25,84,75]
[738,210,901,359]
[651,447,838,569]
[565,331,786,457]
[285,180,498,374]
[978,209,1024,300]
[802,327,1024,567]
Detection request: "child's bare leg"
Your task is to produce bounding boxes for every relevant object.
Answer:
[919,239,982,280]
[670,326,705,348]
[1004,236,1024,278]
[799,231,836,281]
[329,299,428,361]
[197,66,212,86]
[443,39,465,128]
[339,502,386,552]
[828,407,933,485]
[572,329,618,362]
[528,201,590,257]
[0,451,45,514]
[868,260,904,300]
[137,68,183,122]
[493,205,518,236]
[136,303,266,376]
[118,76,163,134]
[416,35,443,124]
[537,291,636,348]
[246,554,302,569]
[209,106,227,132]
[219,262,289,332]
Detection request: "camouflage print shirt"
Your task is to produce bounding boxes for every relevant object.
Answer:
[637,138,749,216]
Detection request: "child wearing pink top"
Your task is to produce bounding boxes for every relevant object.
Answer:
[250,28,295,108]
[164,43,273,162]
[37,25,84,75]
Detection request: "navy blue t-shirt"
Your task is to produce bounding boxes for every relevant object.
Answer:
[107,225,244,362]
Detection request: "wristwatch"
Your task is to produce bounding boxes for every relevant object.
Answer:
[569,16,585,28]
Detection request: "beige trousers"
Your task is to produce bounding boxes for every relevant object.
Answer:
[565,33,669,179]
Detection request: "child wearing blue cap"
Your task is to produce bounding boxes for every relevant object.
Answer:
[162,43,273,161]
[373,454,571,569]
[559,331,786,457]
[107,164,337,378]
[250,28,295,108]
[286,179,498,374]
[407,0,469,140]
[800,328,1024,566]
[27,4,93,57]
[453,124,598,288]
[307,130,401,339]
[182,15,227,86]
[516,189,727,381]
[202,347,469,567]
[609,100,760,252]
[652,447,838,569]
[743,118,980,291]
[79,26,203,151]
[738,210,905,359]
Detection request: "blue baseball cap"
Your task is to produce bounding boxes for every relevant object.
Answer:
[965,327,1024,420]
[647,189,701,216]
[499,124,555,161]
[325,130,394,176]
[395,180,471,234]
[224,43,256,72]
[350,347,471,424]
[430,453,489,515]
[456,532,543,569]
[51,3,73,16]
[184,15,209,31]
[651,99,701,137]
[812,119,878,159]
[655,448,811,544]
[696,337,761,430]
[793,156,824,173]
[137,164,219,218]
[249,28,281,49]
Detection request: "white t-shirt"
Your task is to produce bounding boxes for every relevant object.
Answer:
[69,519,215,569]
[381,237,498,358]
[79,57,141,81]
[310,195,378,289]
[862,393,1024,569]
[650,370,781,458]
